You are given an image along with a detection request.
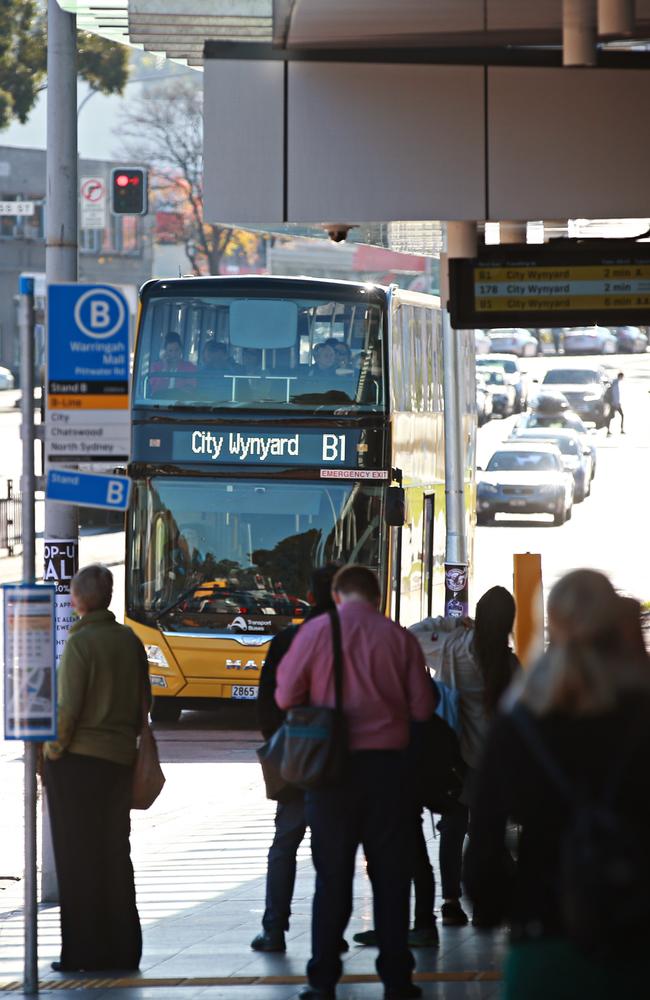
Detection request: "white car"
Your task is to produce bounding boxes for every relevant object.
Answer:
[562,326,617,355]
[477,354,528,412]
[488,328,539,358]
[0,366,15,390]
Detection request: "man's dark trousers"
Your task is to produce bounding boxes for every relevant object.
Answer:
[262,793,307,933]
[305,750,415,992]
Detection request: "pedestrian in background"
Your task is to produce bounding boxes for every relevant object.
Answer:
[410,586,519,927]
[465,570,650,999]
[44,565,149,973]
[276,565,435,1000]
[251,564,340,954]
[606,371,625,435]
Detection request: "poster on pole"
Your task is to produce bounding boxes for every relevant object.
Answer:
[3,585,56,741]
[43,540,79,662]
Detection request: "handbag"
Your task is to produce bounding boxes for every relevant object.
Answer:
[410,680,466,814]
[280,608,347,790]
[132,682,166,810]
[256,723,294,802]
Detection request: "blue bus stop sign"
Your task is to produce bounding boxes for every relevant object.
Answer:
[46,469,132,512]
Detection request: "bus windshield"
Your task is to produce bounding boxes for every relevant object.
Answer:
[127,478,385,632]
[133,291,385,413]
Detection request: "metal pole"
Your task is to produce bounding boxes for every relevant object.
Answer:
[441,222,476,616]
[19,276,38,994]
[43,0,79,904]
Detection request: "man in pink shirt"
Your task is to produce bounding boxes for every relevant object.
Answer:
[276,565,435,1000]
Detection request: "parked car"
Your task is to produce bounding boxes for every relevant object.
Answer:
[477,443,574,526]
[613,326,648,354]
[509,428,592,502]
[476,374,494,425]
[481,368,517,417]
[477,354,528,412]
[474,329,491,354]
[514,409,597,479]
[488,328,539,358]
[562,326,617,355]
[0,366,15,390]
[540,367,611,427]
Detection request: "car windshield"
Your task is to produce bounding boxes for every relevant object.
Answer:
[525,413,588,434]
[134,291,385,413]
[487,450,559,472]
[127,477,385,633]
[490,329,522,338]
[520,436,580,456]
[543,369,599,385]
[477,358,516,373]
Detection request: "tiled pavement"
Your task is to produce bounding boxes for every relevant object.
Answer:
[0,742,505,1000]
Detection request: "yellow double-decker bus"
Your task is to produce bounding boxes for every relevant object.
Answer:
[126,276,476,721]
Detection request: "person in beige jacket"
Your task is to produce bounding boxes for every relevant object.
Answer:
[409,587,519,928]
[44,564,150,973]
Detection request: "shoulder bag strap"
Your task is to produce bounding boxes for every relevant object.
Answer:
[328,608,344,712]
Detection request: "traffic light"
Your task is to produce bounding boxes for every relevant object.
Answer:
[110,167,148,215]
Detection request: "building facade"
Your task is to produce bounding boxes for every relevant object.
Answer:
[0,146,155,374]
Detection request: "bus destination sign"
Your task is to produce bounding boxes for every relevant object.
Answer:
[449,243,650,329]
[132,424,385,472]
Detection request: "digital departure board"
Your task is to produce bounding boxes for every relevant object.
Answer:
[449,242,650,329]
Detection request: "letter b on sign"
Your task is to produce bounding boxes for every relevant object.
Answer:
[106,479,127,507]
[90,300,111,329]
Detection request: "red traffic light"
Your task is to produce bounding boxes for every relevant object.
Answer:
[111,167,147,215]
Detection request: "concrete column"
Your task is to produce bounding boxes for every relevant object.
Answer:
[563,0,597,66]
[598,0,634,37]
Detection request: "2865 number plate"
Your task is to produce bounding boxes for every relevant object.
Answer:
[231,685,257,700]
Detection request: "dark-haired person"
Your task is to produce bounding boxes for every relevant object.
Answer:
[149,331,197,394]
[251,565,341,954]
[465,570,650,999]
[410,586,519,927]
[44,565,149,973]
[276,565,435,1000]
[605,371,624,436]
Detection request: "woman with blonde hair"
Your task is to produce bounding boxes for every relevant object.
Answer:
[464,569,650,999]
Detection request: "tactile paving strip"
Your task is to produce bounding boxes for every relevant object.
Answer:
[0,971,501,991]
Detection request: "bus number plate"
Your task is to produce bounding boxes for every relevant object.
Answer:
[231,685,257,700]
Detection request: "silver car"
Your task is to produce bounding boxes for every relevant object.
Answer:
[562,326,617,355]
[0,366,15,390]
[488,328,539,358]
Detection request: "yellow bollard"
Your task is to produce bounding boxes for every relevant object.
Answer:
[513,553,544,667]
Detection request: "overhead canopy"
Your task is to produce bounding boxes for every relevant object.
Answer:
[59,0,650,66]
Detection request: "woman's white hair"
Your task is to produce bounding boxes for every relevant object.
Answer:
[520,569,650,716]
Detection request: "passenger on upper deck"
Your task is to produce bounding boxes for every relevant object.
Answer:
[201,339,239,374]
[149,332,197,395]
[241,347,263,375]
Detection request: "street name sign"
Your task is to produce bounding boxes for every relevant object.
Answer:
[46,283,130,462]
[3,585,56,740]
[0,201,34,216]
[46,468,131,512]
[449,242,650,329]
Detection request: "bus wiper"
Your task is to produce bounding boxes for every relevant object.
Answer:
[155,580,202,617]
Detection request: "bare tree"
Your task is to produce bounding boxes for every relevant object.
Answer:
[118,77,259,275]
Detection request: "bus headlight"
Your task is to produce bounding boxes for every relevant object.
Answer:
[146,644,170,669]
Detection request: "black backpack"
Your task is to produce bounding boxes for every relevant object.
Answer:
[410,682,466,814]
[511,704,650,956]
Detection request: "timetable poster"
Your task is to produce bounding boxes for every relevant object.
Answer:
[3,585,56,740]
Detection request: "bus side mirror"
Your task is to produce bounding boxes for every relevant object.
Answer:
[385,486,405,527]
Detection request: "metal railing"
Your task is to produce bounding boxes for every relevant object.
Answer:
[0,479,22,556]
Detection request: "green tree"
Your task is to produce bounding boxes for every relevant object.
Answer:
[0,1,129,130]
